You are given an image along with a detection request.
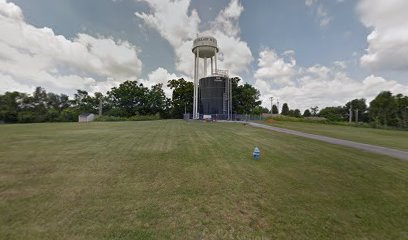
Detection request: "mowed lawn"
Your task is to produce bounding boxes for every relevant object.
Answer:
[0,120,407,239]
[263,120,408,151]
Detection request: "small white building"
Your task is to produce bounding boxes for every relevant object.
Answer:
[78,113,95,123]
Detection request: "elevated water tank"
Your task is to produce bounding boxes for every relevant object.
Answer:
[192,36,219,58]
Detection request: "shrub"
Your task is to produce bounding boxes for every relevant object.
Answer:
[268,115,329,123]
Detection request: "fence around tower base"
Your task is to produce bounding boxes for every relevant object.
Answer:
[183,113,264,121]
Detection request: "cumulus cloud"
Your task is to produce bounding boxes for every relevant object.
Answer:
[0,0,143,95]
[139,67,186,98]
[254,49,296,86]
[254,49,408,111]
[358,0,408,71]
[136,0,253,77]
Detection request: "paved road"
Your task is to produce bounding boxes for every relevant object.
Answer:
[246,122,408,161]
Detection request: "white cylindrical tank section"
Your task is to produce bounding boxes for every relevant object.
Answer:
[192,36,219,119]
[192,36,218,58]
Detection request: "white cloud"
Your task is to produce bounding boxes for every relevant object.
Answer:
[305,0,317,7]
[305,1,332,28]
[135,0,200,76]
[254,49,296,86]
[0,0,22,21]
[254,49,408,111]
[136,0,253,77]
[140,67,185,98]
[333,61,347,70]
[358,0,408,71]
[0,0,143,95]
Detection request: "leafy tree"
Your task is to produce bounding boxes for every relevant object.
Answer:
[369,91,397,127]
[294,109,301,118]
[310,106,319,116]
[231,77,262,114]
[167,78,194,118]
[107,80,149,117]
[32,87,48,113]
[145,83,171,117]
[252,106,270,115]
[0,91,26,123]
[59,108,80,122]
[345,98,368,122]
[46,109,60,122]
[319,106,346,121]
[395,94,408,128]
[21,87,48,122]
[74,90,95,113]
[272,104,279,114]
[17,111,36,123]
[281,103,289,116]
[288,109,295,117]
[303,109,312,117]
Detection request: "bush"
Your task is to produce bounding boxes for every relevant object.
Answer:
[46,109,60,122]
[17,111,36,123]
[1,111,18,123]
[268,115,329,123]
[266,115,408,131]
[59,108,80,122]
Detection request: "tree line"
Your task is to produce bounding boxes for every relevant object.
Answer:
[276,91,408,128]
[0,77,263,123]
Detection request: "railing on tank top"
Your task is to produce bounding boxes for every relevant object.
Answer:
[211,69,229,77]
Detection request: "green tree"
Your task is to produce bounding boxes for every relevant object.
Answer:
[303,109,312,117]
[167,78,194,118]
[345,98,368,122]
[294,109,301,118]
[319,106,346,121]
[395,94,408,128]
[0,91,26,123]
[28,87,48,122]
[231,77,262,114]
[310,106,319,116]
[74,90,95,114]
[288,109,295,117]
[252,106,270,115]
[145,83,171,117]
[272,104,279,114]
[107,80,149,117]
[59,108,80,122]
[281,103,289,116]
[369,91,397,127]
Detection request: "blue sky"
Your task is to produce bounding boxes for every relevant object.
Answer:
[1,0,407,110]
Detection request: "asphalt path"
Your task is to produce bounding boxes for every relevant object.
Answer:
[245,122,408,161]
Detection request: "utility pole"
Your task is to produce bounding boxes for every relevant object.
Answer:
[277,100,280,114]
[269,97,273,113]
[355,109,359,123]
[98,99,103,116]
[349,104,352,123]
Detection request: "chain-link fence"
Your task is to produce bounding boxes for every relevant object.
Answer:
[184,113,264,121]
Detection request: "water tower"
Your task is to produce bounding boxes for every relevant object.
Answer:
[192,36,232,120]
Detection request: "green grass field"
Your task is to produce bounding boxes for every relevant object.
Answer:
[1,120,407,239]
[263,120,408,151]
